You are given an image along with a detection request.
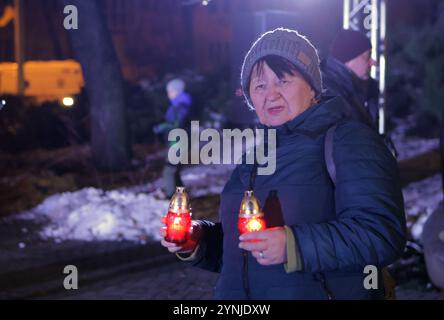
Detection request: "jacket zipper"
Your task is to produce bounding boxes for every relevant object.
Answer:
[242,250,251,300]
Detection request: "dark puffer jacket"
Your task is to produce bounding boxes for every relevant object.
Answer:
[321,57,378,129]
[188,96,406,300]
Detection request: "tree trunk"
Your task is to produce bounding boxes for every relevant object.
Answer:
[61,0,131,170]
[42,0,63,60]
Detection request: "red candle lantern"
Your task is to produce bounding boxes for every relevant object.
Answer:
[164,187,192,244]
[238,190,266,235]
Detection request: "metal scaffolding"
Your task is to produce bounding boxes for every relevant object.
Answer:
[343,0,387,134]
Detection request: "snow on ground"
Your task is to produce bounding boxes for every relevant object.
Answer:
[390,116,442,240]
[14,164,235,243]
[126,163,235,198]
[403,174,443,241]
[182,164,236,197]
[18,188,169,243]
[390,116,439,161]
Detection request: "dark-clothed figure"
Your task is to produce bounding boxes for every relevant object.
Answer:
[153,78,192,198]
[322,29,379,129]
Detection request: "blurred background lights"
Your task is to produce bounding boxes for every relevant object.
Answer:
[62,97,74,107]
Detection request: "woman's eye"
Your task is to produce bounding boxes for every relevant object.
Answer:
[255,84,265,90]
[279,79,289,84]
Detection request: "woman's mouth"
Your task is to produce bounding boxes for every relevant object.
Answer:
[267,106,284,115]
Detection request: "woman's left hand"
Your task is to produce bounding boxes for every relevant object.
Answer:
[238,227,287,265]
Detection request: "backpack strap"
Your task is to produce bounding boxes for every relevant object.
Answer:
[323,123,397,299]
[324,124,338,186]
[311,124,339,300]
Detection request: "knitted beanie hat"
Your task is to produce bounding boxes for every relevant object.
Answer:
[330,29,372,63]
[240,28,322,109]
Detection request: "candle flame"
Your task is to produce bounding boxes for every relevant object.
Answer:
[247,217,263,232]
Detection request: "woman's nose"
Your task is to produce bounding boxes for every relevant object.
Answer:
[265,84,281,101]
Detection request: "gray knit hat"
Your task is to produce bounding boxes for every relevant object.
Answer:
[240,28,322,108]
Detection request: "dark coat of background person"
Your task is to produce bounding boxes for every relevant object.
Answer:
[186,96,406,300]
[321,57,398,157]
[321,57,379,129]
[154,91,193,145]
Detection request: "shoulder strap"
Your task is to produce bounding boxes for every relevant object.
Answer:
[249,161,258,190]
[324,124,337,186]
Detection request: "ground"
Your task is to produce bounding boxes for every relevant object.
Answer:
[19,261,444,300]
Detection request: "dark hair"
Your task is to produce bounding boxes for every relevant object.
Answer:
[247,55,300,92]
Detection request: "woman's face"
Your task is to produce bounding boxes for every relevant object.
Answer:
[249,62,315,127]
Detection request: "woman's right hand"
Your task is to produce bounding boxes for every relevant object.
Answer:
[160,220,202,254]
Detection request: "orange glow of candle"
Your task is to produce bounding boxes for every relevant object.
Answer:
[165,211,191,244]
[238,216,266,235]
[164,187,192,244]
[238,190,266,235]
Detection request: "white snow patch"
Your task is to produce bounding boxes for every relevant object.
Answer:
[390,116,439,161]
[403,174,443,240]
[125,163,235,198]
[18,188,169,243]
[15,164,235,243]
[181,164,235,197]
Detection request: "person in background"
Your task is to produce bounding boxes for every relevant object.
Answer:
[321,29,379,129]
[153,78,192,198]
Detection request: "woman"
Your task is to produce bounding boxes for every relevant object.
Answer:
[160,28,406,300]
